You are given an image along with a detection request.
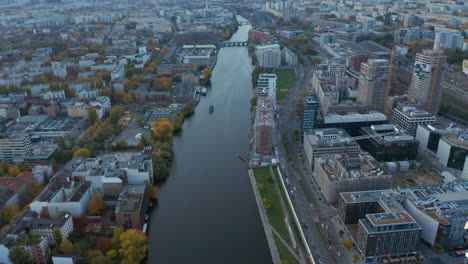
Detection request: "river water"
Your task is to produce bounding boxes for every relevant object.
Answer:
[147,17,272,264]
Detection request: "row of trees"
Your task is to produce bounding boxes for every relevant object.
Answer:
[55,106,126,163]
[146,101,194,180]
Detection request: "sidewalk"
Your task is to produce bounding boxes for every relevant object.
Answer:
[330,216,364,264]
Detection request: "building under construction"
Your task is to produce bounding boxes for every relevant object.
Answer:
[254,96,274,155]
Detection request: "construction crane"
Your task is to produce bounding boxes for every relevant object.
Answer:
[384,46,396,115]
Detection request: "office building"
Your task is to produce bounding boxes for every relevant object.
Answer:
[408,50,446,113]
[256,73,277,99]
[314,152,391,204]
[402,183,468,251]
[115,184,149,229]
[301,96,319,136]
[357,59,390,112]
[183,54,211,65]
[0,133,32,162]
[257,48,281,68]
[433,32,464,51]
[358,124,419,162]
[403,14,420,28]
[341,182,468,253]
[339,190,422,263]
[316,111,388,137]
[416,124,468,178]
[284,48,298,66]
[392,106,436,136]
[362,17,376,32]
[320,33,337,48]
[303,128,361,169]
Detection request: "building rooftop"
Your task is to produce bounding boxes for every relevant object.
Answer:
[343,182,468,226]
[317,152,388,182]
[367,212,416,225]
[115,184,146,213]
[34,178,91,203]
[396,106,435,118]
[361,124,416,143]
[306,128,359,148]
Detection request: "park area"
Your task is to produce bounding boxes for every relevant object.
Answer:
[253,167,299,264]
[252,68,297,101]
[275,69,296,101]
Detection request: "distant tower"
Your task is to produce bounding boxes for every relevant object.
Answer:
[408,50,446,114]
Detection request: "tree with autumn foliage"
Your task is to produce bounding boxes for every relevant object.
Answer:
[151,118,174,143]
[28,180,43,197]
[88,193,105,216]
[8,165,21,177]
[157,76,173,91]
[202,67,212,80]
[3,204,20,223]
[73,148,91,158]
[119,229,148,264]
[60,239,74,254]
[146,183,158,200]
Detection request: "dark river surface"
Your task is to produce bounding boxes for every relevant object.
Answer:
[147,17,272,264]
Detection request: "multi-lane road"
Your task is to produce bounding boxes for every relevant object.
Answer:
[274,59,349,264]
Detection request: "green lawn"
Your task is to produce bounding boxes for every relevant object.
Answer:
[273,233,300,264]
[275,69,296,101]
[253,167,292,246]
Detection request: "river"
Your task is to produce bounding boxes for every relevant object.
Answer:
[147,17,272,264]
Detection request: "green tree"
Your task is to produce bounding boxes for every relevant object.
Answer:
[53,229,63,245]
[9,246,30,264]
[125,21,138,30]
[60,239,74,254]
[87,106,98,125]
[119,229,148,264]
[339,230,345,238]
[109,106,124,124]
